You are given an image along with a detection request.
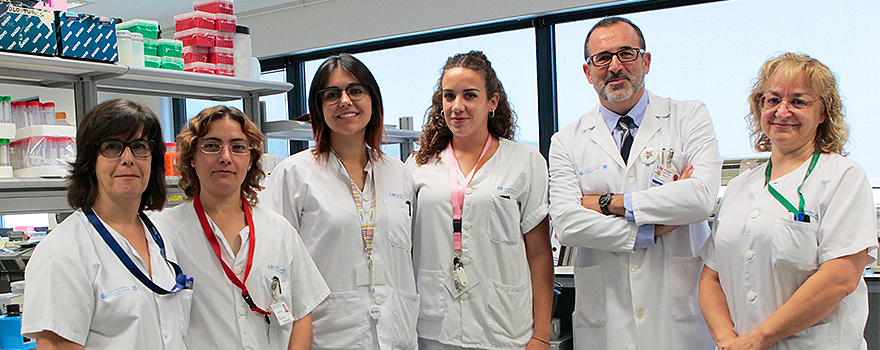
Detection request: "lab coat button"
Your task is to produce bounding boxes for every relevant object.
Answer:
[750,210,760,218]
[630,265,639,272]
[375,297,384,305]
[462,222,472,230]
[461,257,471,266]
[233,266,243,275]
[461,292,469,300]
[745,250,755,260]
[245,347,253,350]
[625,174,634,181]
[465,187,473,195]
[636,309,644,319]
[162,326,169,339]
[747,291,757,301]
[238,306,247,316]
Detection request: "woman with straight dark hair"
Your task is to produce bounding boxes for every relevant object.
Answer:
[153,105,328,350]
[22,98,192,350]
[261,54,419,349]
[407,51,553,350]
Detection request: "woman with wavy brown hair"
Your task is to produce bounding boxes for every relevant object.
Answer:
[153,105,329,350]
[406,51,553,350]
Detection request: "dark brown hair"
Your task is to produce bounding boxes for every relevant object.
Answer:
[176,105,265,206]
[415,50,516,165]
[584,17,646,59]
[308,53,384,162]
[67,98,166,210]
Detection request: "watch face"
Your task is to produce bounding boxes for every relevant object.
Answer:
[599,193,612,206]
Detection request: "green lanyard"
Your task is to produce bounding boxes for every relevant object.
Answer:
[764,151,819,214]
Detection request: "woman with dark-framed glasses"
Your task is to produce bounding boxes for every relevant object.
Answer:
[699,53,877,349]
[261,53,420,349]
[22,98,193,350]
[152,106,329,350]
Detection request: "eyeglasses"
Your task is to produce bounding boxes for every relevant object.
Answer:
[318,83,368,105]
[760,96,820,111]
[98,139,154,158]
[587,47,645,67]
[198,141,252,156]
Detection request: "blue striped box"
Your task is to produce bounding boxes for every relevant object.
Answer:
[55,12,117,62]
[0,2,55,56]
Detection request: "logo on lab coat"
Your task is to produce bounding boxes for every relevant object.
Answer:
[579,164,608,176]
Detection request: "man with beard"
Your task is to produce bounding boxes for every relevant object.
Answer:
[548,17,721,349]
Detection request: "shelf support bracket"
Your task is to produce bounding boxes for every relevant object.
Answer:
[73,78,98,125]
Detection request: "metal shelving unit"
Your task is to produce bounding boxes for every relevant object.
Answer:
[0,51,292,213]
[264,116,421,159]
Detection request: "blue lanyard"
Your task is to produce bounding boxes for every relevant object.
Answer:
[84,207,191,294]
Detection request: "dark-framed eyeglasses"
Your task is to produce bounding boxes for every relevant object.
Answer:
[587,47,646,67]
[318,83,368,105]
[98,139,154,158]
[198,141,252,156]
[760,95,820,111]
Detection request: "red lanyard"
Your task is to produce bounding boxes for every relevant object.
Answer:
[193,195,270,317]
[447,136,492,251]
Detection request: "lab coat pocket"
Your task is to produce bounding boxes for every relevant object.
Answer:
[485,279,532,339]
[417,269,447,322]
[384,198,413,251]
[311,291,367,349]
[573,265,606,328]
[391,288,420,349]
[176,288,194,336]
[771,217,819,272]
[667,256,703,322]
[487,195,521,245]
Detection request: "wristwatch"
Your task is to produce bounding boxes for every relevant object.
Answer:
[598,192,614,216]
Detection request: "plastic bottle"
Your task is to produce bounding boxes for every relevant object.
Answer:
[0,139,10,166]
[26,101,42,126]
[116,30,134,65]
[165,142,178,176]
[0,97,8,123]
[41,102,55,125]
[233,25,252,79]
[55,112,68,126]
[12,101,27,128]
[131,32,145,67]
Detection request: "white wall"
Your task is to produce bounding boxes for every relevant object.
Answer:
[240,0,623,58]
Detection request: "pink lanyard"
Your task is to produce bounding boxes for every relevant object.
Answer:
[447,136,493,251]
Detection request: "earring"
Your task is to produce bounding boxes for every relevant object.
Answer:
[439,110,445,118]
[489,110,496,119]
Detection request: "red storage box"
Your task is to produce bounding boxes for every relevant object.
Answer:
[193,0,233,15]
[185,62,215,74]
[215,64,234,76]
[214,13,236,32]
[174,11,215,32]
[183,46,209,63]
[208,47,234,65]
[214,30,233,48]
[174,28,215,47]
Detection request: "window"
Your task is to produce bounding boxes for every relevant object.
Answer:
[304,28,539,155]
[555,0,880,182]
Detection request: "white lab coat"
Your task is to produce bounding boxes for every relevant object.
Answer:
[260,150,419,350]
[406,138,549,350]
[22,210,191,350]
[152,202,330,350]
[549,91,721,349]
[701,153,877,350]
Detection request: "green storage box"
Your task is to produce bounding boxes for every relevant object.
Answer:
[157,39,182,58]
[161,57,183,71]
[144,55,161,68]
[143,38,158,56]
[116,19,159,40]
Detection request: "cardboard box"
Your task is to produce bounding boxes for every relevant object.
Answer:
[0,2,55,55]
[55,12,117,62]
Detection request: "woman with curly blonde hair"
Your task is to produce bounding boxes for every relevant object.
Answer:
[699,53,876,349]
[407,51,553,350]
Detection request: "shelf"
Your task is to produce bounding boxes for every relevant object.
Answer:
[97,66,293,101]
[264,120,421,144]
[0,51,127,88]
[0,177,185,214]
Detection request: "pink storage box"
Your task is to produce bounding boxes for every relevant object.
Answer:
[214,30,234,48]
[214,13,236,32]
[215,64,234,76]
[193,0,233,15]
[174,28,215,47]
[174,11,215,32]
[184,62,216,74]
[183,46,210,63]
[208,47,234,65]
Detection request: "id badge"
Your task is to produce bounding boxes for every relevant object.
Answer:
[443,263,479,299]
[651,164,678,187]
[356,260,387,286]
[271,301,295,326]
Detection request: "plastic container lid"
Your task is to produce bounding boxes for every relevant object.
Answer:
[42,102,55,108]
[26,101,41,107]
[11,101,25,107]
[3,96,12,102]
[131,32,144,41]
[0,139,9,144]
[235,25,249,35]
[116,29,131,39]
[173,11,216,21]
